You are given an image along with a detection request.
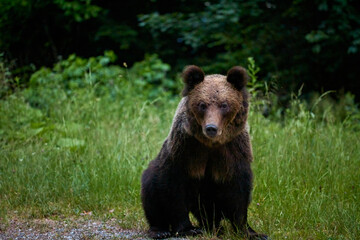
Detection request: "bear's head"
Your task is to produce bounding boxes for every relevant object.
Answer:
[182,65,249,146]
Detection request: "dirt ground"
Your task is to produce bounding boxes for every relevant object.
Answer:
[0,218,147,240]
[0,217,194,240]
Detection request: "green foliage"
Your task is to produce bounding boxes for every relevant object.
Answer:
[130,54,181,98]
[139,0,261,50]
[20,52,180,114]
[23,51,123,112]
[304,0,360,55]
[0,0,143,78]
[245,57,360,129]
[29,50,118,90]
[0,95,45,141]
[2,0,359,99]
[54,0,102,22]
[139,0,360,95]
[246,57,267,98]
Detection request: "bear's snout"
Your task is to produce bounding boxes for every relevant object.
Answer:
[205,124,218,138]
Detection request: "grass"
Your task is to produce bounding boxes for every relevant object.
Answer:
[0,80,359,239]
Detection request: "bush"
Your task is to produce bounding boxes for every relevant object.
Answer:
[22,52,182,113]
[130,54,182,99]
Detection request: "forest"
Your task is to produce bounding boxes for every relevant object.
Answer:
[1,0,360,100]
[0,0,359,239]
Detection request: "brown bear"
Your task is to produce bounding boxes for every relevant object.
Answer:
[141,65,267,239]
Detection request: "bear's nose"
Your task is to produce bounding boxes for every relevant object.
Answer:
[205,124,218,138]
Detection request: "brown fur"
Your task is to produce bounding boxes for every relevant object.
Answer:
[141,65,267,240]
[187,74,249,147]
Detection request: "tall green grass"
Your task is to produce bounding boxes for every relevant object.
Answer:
[249,112,360,239]
[0,82,177,228]
[0,57,359,238]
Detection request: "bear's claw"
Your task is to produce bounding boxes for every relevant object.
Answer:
[148,230,172,239]
[175,227,203,237]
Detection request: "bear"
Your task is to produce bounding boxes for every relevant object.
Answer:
[141,65,267,239]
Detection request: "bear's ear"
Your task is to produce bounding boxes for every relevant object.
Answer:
[182,65,205,96]
[226,66,248,90]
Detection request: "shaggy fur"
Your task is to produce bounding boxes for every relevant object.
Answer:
[141,65,267,239]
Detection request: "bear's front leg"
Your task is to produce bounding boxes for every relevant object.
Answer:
[141,166,172,239]
[226,194,268,239]
[230,210,268,240]
[141,163,202,239]
[167,185,202,237]
[170,211,202,237]
[215,175,268,239]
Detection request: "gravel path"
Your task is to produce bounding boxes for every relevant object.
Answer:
[0,218,191,240]
[0,218,146,240]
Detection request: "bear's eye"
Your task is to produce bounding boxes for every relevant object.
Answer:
[199,102,207,111]
[220,103,229,111]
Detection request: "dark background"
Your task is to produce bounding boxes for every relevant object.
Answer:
[1,0,359,100]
